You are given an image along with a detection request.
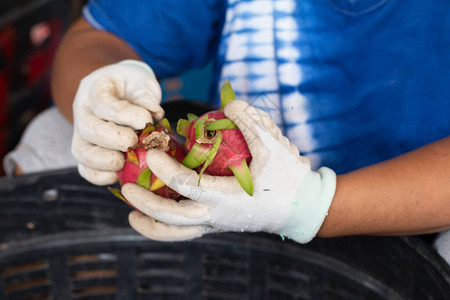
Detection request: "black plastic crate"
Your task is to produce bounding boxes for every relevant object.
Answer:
[0,167,449,300]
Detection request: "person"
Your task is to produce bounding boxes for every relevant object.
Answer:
[3,1,449,264]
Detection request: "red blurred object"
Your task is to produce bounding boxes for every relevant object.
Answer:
[0,26,15,175]
[0,0,71,175]
[26,20,62,85]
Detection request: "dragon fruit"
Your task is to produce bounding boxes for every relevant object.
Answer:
[109,119,186,204]
[176,80,253,196]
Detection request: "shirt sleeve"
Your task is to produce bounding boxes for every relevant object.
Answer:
[83,0,225,77]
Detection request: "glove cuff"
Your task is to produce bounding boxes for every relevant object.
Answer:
[118,59,156,78]
[277,167,336,243]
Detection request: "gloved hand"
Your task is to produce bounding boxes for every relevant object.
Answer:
[72,60,164,185]
[123,100,336,243]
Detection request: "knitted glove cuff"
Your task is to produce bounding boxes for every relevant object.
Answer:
[277,167,336,243]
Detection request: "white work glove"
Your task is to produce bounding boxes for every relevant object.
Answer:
[72,60,164,185]
[123,100,336,243]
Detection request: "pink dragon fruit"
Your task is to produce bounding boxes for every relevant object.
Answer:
[110,119,187,204]
[176,80,253,196]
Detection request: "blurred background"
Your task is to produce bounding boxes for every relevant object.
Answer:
[0,0,213,175]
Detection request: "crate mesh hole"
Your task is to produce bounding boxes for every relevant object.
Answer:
[1,260,50,300]
[267,257,312,299]
[69,253,118,297]
[202,251,249,298]
[137,251,186,295]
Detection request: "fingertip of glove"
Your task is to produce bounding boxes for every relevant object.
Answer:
[145,150,171,175]
[128,210,152,236]
[146,149,189,179]
[129,211,206,242]
[128,209,144,223]
[117,130,139,152]
[78,164,118,186]
[146,149,173,165]
[121,182,142,199]
[224,100,248,117]
[153,108,165,121]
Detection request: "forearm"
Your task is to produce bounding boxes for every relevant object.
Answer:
[51,17,141,122]
[318,136,450,237]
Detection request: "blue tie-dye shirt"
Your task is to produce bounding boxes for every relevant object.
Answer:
[84,0,449,174]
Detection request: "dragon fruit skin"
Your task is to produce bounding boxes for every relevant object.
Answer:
[176,79,254,195]
[113,122,186,203]
[185,110,251,176]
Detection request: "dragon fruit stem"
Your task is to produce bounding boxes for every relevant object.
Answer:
[205,118,237,130]
[228,158,253,196]
[176,119,191,138]
[136,168,152,189]
[181,143,211,168]
[150,177,166,191]
[198,131,222,185]
[187,113,198,122]
[220,79,236,110]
